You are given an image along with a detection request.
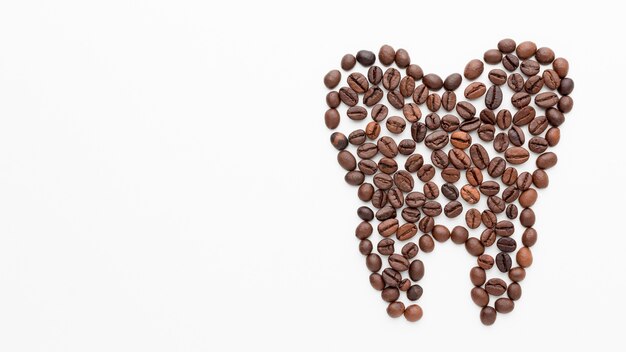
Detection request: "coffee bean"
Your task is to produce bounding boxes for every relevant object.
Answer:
[532,169,549,188]
[488,157,506,177]
[504,146,529,165]
[444,201,463,218]
[449,148,471,169]
[553,57,569,78]
[398,139,416,155]
[466,167,483,186]
[465,82,486,99]
[441,91,457,111]
[524,75,544,94]
[451,225,469,244]
[456,101,476,119]
[507,282,522,301]
[442,167,461,183]
[381,287,400,302]
[444,73,462,91]
[559,96,574,113]
[516,41,537,59]
[419,234,435,252]
[324,108,340,129]
[487,195,505,213]
[341,54,356,70]
[529,137,549,154]
[513,106,536,126]
[506,203,518,219]
[535,92,559,108]
[482,210,497,228]
[376,136,397,158]
[507,73,524,92]
[358,183,375,202]
[358,160,378,175]
[387,302,405,318]
[356,142,377,159]
[378,45,395,65]
[460,184,480,204]
[441,183,460,200]
[358,206,374,221]
[359,239,373,255]
[485,85,503,109]
[402,103,422,123]
[411,122,427,143]
[484,49,502,64]
[395,48,411,68]
[422,200,442,217]
[459,117,481,132]
[520,207,536,227]
[409,259,425,281]
[520,59,540,76]
[383,68,401,90]
[366,253,382,272]
[502,185,520,203]
[407,285,423,301]
[465,237,484,256]
[477,124,495,141]
[501,167,518,186]
[529,116,549,135]
[498,38,516,53]
[431,149,449,169]
[480,109,496,124]
[387,187,404,208]
[546,127,560,146]
[371,189,388,208]
[479,181,500,196]
[559,77,574,95]
[404,304,423,322]
[495,298,515,314]
[337,150,356,171]
[386,116,406,134]
[324,70,341,89]
[330,132,348,150]
[369,273,385,291]
[394,170,414,192]
[441,114,460,132]
[418,165,435,182]
[502,54,519,72]
[389,254,410,272]
[546,107,565,127]
[496,252,512,272]
[511,92,531,109]
[432,224,450,242]
[493,133,509,153]
[424,130,449,150]
[522,227,538,247]
[401,207,421,223]
[356,50,376,66]
[374,173,393,190]
[355,221,373,240]
[339,86,358,106]
[400,76,416,97]
[347,106,368,121]
[506,268,525,283]
[413,84,429,104]
[478,254,494,270]
[485,278,507,296]
[326,91,341,108]
[516,247,533,268]
[495,220,514,237]
[406,64,424,80]
[464,59,484,79]
[363,86,383,106]
[470,266,486,286]
[465,208,482,229]
[367,66,383,85]
[488,69,507,85]
[543,69,561,90]
[376,205,396,221]
[382,267,403,287]
[397,223,418,241]
[426,93,441,112]
[423,73,444,90]
[536,152,558,169]
[347,72,369,93]
[402,242,419,259]
[471,287,490,307]
[377,238,395,256]
[480,228,496,247]
[469,144,489,169]
[387,90,405,109]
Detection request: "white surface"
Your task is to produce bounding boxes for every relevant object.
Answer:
[0,1,624,351]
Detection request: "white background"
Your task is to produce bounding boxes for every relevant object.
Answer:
[0,1,624,351]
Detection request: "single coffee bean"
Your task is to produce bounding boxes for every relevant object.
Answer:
[502,54,519,71]
[449,148,471,169]
[409,259,425,281]
[444,73,462,91]
[488,157,506,177]
[524,75,544,94]
[404,304,423,322]
[480,228,496,247]
[485,278,508,296]
[493,133,509,153]
[412,84,429,104]
[441,91,457,111]
[495,220,515,237]
[387,90,405,109]
[382,68,401,90]
[477,124,495,141]
[460,184,480,204]
[387,302,405,318]
[347,106,368,121]
[382,267,402,287]
[535,47,555,64]
[559,96,574,113]
[508,282,522,301]
[355,221,373,240]
[394,170,414,192]
[487,195,506,213]
[484,49,502,64]
[502,185,520,203]
[498,38,516,53]
[386,116,406,134]
[371,105,388,123]
[442,183,460,200]
[520,59,540,76]
[367,66,383,85]
[363,86,383,106]
[459,117,481,132]
[356,142,377,159]
[387,187,404,208]
[373,173,393,190]
[423,73,444,90]
[471,287,490,307]
[508,126,526,147]
[405,192,426,209]
[480,109,496,124]
[479,181,500,196]
[456,101,476,120]
[324,70,341,89]
[485,85,503,110]
[389,254,410,271]
[371,189,388,208]
[377,136,398,158]
[341,54,356,70]
[511,91,531,109]
[402,103,422,123]
[400,76,416,97]
[378,44,395,65]
[536,152,558,169]
[465,208,482,229]
[442,167,461,183]
[546,127,560,146]
[488,69,507,85]
[496,110,512,130]
[406,64,424,80]
[516,41,537,59]
[377,238,395,256]
[529,116,549,135]
[465,237,484,256]
[395,48,411,68]
[324,108,340,129]
[365,253,382,272]
[431,149,449,169]
[520,207,536,227]
[469,144,490,169]
[326,91,341,108]
[470,266,486,286]
[337,150,356,171]
[398,139,416,155]
[375,205,396,221]
[401,207,421,223]
[339,86,358,106]
[495,298,515,314]
[497,237,517,252]
[444,201,463,218]
[513,106,536,126]
[535,92,559,108]
[426,93,441,112]
[419,234,435,252]
[369,273,384,290]
[532,169,549,188]
[546,107,565,127]
[405,154,424,172]
[358,206,374,221]
[506,203,518,219]
[507,73,524,92]
[451,226,469,244]
[425,112,441,130]
[559,77,574,95]
[407,285,423,301]
[381,287,400,302]
[441,114,460,132]
[358,159,378,175]
[501,167,518,186]
[509,267,526,282]
[529,137,549,154]
[516,247,533,268]
[356,50,376,66]
[358,183,375,202]
[543,69,561,90]
[477,254,494,270]
[422,200,442,217]
[505,146,529,165]
[347,72,369,93]
[464,82,486,99]
[359,239,373,255]
[466,167,483,186]
[464,59,484,79]
[402,242,419,259]
[432,224,451,242]
[330,132,348,150]
[397,223,418,241]
[553,57,569,78]
[365,121,381,140]
[424,130,449,150]
[411,122,427,143]
[522,227,538,247]
[496,252,512,272]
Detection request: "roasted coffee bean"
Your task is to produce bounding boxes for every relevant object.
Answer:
[507,73,524,92]
[495,220,514,237]
[407,285,423,301]
[502,54,520,72]
[423,183,440,200]
[470,266,486,286]
[419,217,434,234]
[493,133,509,153]
[358,206,375,221]
[399,76,416,98]
[441,91,457,111]
[522,228,538,248]
[444,201,463,218]
[459,117,481,132]
[409,259,425,281]
[387,187,404,208]
[395,48,411,68]
[502,185,520,203]
[424,131,449,150]
[465,82,486,99]
[471,287,490,307]
[401,242,419,259]
[469,144,489,169]
[488,69,507,85]
[386,302,405,318]
[377,238,395,255]
[478,254,494,270]
[402,103,422,123]
[488,157,506,177]
[501,167,518,186]
[359,239,373,255]
[543,69,561,90]
[323,70,341,89]
[444,73,463,91]
[466,208,482,229]
[363,86,383,106]
[378,45,395,65]
[413,84,429,105]
[480,228,496,247]
[477,124,495,141]
[337,150,356,171]
[341,54,356,70]
[347,106,367,121]
[496,252,512,272]
[513,106,536,126]
[451,225,469,244]
[378,219,399,237]
[410,123,427,144]
[365,253,382,272]
[394,170,414,192]
[401,207,421,223]
[355,221,373,240]
[441,114,460,132]
[432,224,451,242]
[546,107,565,127]
[481,210,497,228]
[516,41,536,59]
[553,57,569,78]
[426,93,442,112]
[381,287,400,302]
[397,223,418,241]
[347,73,369,94]
[485,278,508,296]
[371,189,388,209]
[418,234,434,253]
[358,183,375,202]
[386,116,406,134]
[485,85,503,110]
[509,267,526,282]
[456,101,476,119]
[376,136,397,158]
[520,208,536,227]
[367,66,383,85]
[529,116,549,135]
[559,77,574,95]
[376,158,396,175]
[511,92,531,108]
[406,64,424,80]
[370,105,388,123]
[479,181,500,196]
[417,164,435,182]
[532,169,549,188]
[356,50,376,66]
[460,184,480,204]
[537,152,558,169]
[398,139,416,155]
[496,109,512,130]
[423,73,444,90]
[373,173,393,190]
[495,298,515,314]
[383,68,401,90]
[376,205,396,221]
[465,237,485,256]
[358,160,378,175]
[339,86,358,106]
[524,75,544,94]
[464,59,484,79]
[363,121,381,140]
[405,154,424,172]
[516,247,533,268]
[356,142,376,159]
[505,147,529,165]
[559,96,574,113]
[387,90,405,109]
[506,203,518,219]
[515,171,532,191]
[529,137,549,153]
[484,49,502,64]
[441,183,460,200]
[497,238,517,253]
[326,91,341,108]
[330,132,348,150]
[546,127,560,146]
[442,167,461,183]
[449,148,471,169]
[535,46,555,64]
[520,59,540,76]
[466,167,483,186]
[404,304,423,322]
[324,108,340,129]
[431,149,449,169]
[498,38,516,53]
[535,92,559,108]
[389,254,410,272]
[480,109,496,124]
[425,112,441,130]
[382,268,402,287]
[487,196,506,213]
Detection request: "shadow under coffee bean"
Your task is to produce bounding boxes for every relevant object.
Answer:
[323,39,573,325]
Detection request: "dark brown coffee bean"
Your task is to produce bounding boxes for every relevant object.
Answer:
[401,207,421,223]
[357,206,374,222]
[356,142,377,159]
[497,238,517,253]
[323,70,341,89]
[506,203,518,219]
[378,219,398,237]
[478,254,494,270]
[382,68,401,90]
[371,189,388,209]
[558,77,574,95]
[409,259,425,281]
[456,101,476,120]
[516,247,533,268]
[341,54,356,70]
[495,220,514,237]
[419,221,435,239]
[516,41,537,59]
[509,267,526,282]
[464,82,486,99]
[369,106,387,123]
[431,224,449,242]
[558,96,574,113]
[339,86,358,106]
[535,92,559,108]
[502,185,520,203]
[466,167,483,186]
[513,106,536,126]
[441,114,460,132]
[495,110,511,131]
[412,84,428,105]
[406,64,424,80]
[389,254,410,272]
[460,117,481,132]
[477,124,495,142]
[532,169,549,188]
[399,76,416,98]
[382,267,402,287]
[488,157,506,177]
[469,144,489,169]
[424,131,449,150]
[442,167,460,183]
[535,47,555,64]
[546,107,565,127]
[355,221,373,240]
[465,237,484,256]
[359,239,373,255]
[502,54,519,72]
[324,108,340,129]
[495,298,515,314]
[405,154,424,173]
[426,93,441,112]
[444,201,463,218]
[411,122,427,143]
[386,302,405,318]
[485,85,503,110]
[417,164,435,182]
[480,228,496,247]
[423,183,440,200]
[460,184,480,204]
[402,242,419,259]
[367,66,383,85]
[487,195,506,213]
[511,92,531,109]
[529,116,549,135]
[466,208,482,229]
[479,181,500,196]
[496,252,512,272]
[386,116,406,134]
[424,112,441,131]
[358,160,378,175]
[387,187,404,208]
[387,90,405,109]
[471,287,490,307]
[365,253,381,272]
[501,167,518,186]
[337,150,356,171]
[553,57,569,78]
[451,225,469,244]
[326,91,341,108]
[378,45,395,66]
[507,127,526,147]
[347,72,368,94]
[394,170,414,192]
[381,287,400,302]
[396,223,418,241]
[507,73,524,92]
[402,103,422,123]
[398,139,416,155]
[407,285,423,301]
[423,73,444,90]
[356,50,376,66]
[488,69,507,85]
[364,122,380,140]
[529,137,549,153]
[441,183,459,200]
[493,133,509,153]
[543,69,561,90]
[520,207,535,227]
[537,152,558,169]
[484,49,502,64]
[520,59,540,76]
[376,136,397,158]
[377,238,395,256]
[449,148,471,169]
[480,109,496,124]
[464,59,484,79]
[441,91,457,111]
[470,266,486,286]
[444,73,462,91]
[524,75,544,94]
[373,173,393,190]
[545,127,560,147]
[485,278,508,296]
[363,86,383,106]
[431,149,449,169]
[376,205,396,221]
[395,48,411,68]
[330,132,348,150]
[347,106,367,121]
[481,210,496,228]
[522,227,538,247]
[498,38,516,53]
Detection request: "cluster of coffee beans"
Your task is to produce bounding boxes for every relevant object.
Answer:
[323,39,572,325]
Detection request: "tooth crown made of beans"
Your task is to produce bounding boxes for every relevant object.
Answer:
[323,39,572,325]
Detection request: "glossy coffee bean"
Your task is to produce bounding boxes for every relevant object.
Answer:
[485,278,507,296]
[407,285,423,301]
[464,59,484,79]
[356,50,376,66]
[480,307,497,326]
[470,266,486,286]
[387,302,405,318]
[404,304,423,322]
[423,73,444,90]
